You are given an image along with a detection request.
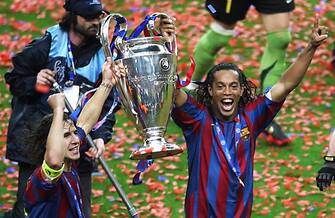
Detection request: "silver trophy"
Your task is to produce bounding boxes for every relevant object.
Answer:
[99,13,183,160]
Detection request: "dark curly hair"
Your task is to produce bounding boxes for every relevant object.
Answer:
[59,0,77,31]
[24,113,71,166]
[59,11,77,32]
[194,62,257,108]
[58,11,101,44]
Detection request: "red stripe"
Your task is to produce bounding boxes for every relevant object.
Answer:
[244,96,263,112]
[185,192,194,217]
[60,173,80,217]
[245,96,284,134]
[59,187,69,217]
[242,112,255,154]
[215,134,229,217]
[242,111,256,217]
[235,135,246,216]
[245,198,253,217]
[35,168,53,201]
[248,99,269,132]
[25,177,36,205]
[197,117,213,216]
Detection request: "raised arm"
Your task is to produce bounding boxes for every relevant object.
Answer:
[44,93,67,170]
[76,57,124,134]
[158,16,188,107]
[159,15,176,43]
[269,15,328,102]
[174,88,188,107]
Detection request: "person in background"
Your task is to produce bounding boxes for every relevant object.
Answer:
[24,57,123,217]
[316,130,335,191]
[315,43,335,191]
[173,17,327,217]
[4,0,118,217]
[192,0,295,146]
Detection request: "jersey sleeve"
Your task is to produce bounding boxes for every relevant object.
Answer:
[24,167,59,213]
[245,91,285,137]
[172,93,207,130]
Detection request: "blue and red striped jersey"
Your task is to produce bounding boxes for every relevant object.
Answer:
[24,167,84,218]
[24,127,86,218]
[172,93,284,218]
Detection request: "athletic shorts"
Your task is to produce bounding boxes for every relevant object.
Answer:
[205,0,295,24]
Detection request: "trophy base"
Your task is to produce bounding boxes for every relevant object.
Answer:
[130,142,183,160]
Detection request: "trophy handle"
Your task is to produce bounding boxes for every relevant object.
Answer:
[146,13,178,55]
[99,14,139,121]
[99,13,128,58]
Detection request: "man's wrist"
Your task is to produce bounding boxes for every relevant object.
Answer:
[324,155,335,163]
[100,80,113,89]
[308,41,319,50]
[53,107,64,114]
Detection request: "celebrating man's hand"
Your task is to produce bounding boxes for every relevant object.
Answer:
[316,162,335,191]
[47,93,65,111]
[90,138,105,159]
[102,57,126,86]
[159,16,176,43]
[310,14,328,47]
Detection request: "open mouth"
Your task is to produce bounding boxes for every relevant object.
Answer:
[69,146,79,152]
[221,98,234,111]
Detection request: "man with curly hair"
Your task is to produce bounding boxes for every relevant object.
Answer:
[192,0,295,146]
[173,18,328,217]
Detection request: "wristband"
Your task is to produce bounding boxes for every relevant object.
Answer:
[42,160,64,181]
[324,156,335,163]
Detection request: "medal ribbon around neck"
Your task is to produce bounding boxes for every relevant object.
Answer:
[212,114,244,187]
[66,36,77,87]
[62,171,84,218]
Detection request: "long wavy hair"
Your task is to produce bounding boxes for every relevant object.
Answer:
[195,62,257,108]
[59,0,77,31]
[59,12,77,32]
[24,113,71,166]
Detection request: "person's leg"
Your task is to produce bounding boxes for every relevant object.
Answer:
[254,0,294,89]
[193,21,236,81]
[259,13,292,145]
[254,0,295,145]
[79,171,92,218]
[3,163,36,218]
[260,12,292,90]
[192,0,250,81]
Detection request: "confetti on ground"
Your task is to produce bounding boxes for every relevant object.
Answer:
[0,0,334,217]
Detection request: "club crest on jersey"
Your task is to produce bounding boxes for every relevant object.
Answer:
[241,127,250,139]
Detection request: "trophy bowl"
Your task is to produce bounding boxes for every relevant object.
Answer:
[100,14,183,160]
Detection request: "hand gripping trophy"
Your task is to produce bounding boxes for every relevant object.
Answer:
[99,13,183,160]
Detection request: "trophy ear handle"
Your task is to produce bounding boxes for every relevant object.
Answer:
[147,13,177,55]
[147,12,171,35]
[99,13,128,58]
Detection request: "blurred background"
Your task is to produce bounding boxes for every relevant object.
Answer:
[0,0,334,217]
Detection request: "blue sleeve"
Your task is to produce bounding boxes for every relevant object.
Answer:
[76,126,87,141]
[171,93,206,130]
[24,167,58,213]
[245,93,284,137]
